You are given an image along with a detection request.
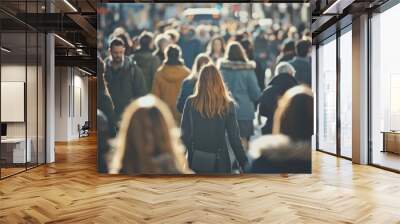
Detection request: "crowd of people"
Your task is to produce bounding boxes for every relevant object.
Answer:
[97,4,313,174]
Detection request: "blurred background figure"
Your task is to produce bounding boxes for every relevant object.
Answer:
[258,62,298,135]
[218,42,261,151]
[181,64,248,173]
[248,85,313,173]
[289,39,312,86]
[132,31,161,92]
[104,38,147,121]
[178,26,202,69]
[176,53,211,114]
[152,45,190,123]
[153,33,171,63]
[206,36,226,63]
[109,95,191,174]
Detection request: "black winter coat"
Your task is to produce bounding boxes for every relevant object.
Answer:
[258,73,298,135]
[181,99,248,173]
[104,57,147,120]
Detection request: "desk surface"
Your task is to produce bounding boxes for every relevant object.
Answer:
[381,131,400,134]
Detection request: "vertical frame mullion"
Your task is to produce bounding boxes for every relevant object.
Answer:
[336,27,341,157]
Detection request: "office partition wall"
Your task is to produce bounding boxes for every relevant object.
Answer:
[0,1,47,179]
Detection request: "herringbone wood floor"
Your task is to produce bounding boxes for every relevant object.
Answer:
[0,135,400,224]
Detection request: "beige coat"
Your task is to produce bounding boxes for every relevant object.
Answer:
[152,64,190,122]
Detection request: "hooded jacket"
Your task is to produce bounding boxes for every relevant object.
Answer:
[219,59,261,120]
[132,49,161,92]
[152,64,190,122]
[258,73,298,134]
[247,134,311,173]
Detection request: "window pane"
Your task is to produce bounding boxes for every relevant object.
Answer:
[340,29,352,158]
[371,4,400,171]
[318,38,337,154]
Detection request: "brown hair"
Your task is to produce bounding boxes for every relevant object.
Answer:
[109,95,190,174]
[206,36,226,56]
[189,53,211,80]
[225,41,249,62]
[273,85,314,141]
[190,64,233,118]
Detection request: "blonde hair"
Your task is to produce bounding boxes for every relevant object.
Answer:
[273,85,314,141]
[189,53,211,80]
[109,95,190,174]
[190,64,234,118]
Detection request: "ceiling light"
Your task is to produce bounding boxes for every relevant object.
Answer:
[54,34,75,48]
[1,47,11,53]
[63,0,78,12]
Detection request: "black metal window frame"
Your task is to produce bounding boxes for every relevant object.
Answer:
[314,19,352,161]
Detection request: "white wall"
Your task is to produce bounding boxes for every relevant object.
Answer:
[55,67,89,141]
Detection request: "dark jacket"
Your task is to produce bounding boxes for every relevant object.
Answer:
[247,134,311,173]
[181,100,248,173]
[258,73,298,135]
[219,59,261,120]
[176,77,196,114]
[289,56,311,86]
[132,49,161,92]
[104,57,147,120]
[178,36,202,69]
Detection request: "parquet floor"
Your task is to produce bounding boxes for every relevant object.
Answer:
[0,135,400,223]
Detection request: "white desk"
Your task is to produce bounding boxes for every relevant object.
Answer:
[1,138,31,163]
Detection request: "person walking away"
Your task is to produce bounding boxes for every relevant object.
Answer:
[109,95,191,174]
[258,62,298,135]
[152,45,190,123]
[178,26,202,69]
[248,85,313,173]
[132,31,161,92]
[289,40,312,86]
[181,64,248,174]
[275,40,296,65]
[218,42,261,151]
[176,54,211,113]
[104,38,147,122]
[153,33,171,64]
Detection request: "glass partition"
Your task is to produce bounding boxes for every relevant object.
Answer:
[317,36,337,154]
[0,0,46,179]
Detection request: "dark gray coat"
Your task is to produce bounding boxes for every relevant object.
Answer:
[181,99,248,173]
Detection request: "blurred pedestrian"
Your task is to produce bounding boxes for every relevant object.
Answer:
[259,62,298,135]
[109,95,191,174]
[104,38,147,121]
[248,85,313,173]
[178,26,202,68]
[152,45,190,122]
[218,42,261,150]
[176,53,211,113]
[289,40,311,86]
[206,36,226,63]
[153,33,171,63]
[133,31,161,92]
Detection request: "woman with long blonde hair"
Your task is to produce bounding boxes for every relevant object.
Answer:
[109,95,190,174]
[180,64,248,173]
